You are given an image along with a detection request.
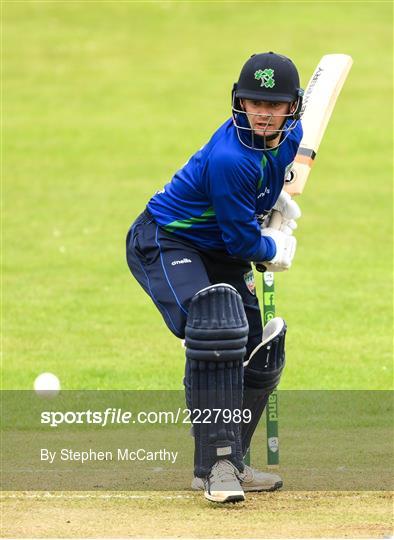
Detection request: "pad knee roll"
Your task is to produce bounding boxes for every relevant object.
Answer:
[185,283,249,362]
[243,317,287,391]
[185,284,249,478]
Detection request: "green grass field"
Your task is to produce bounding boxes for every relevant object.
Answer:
[4,0,393,392]
[3,1,393,538]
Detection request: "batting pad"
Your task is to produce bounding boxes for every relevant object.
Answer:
[185,284,249,478]
[241,317,287,455]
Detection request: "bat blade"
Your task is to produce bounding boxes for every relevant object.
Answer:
[285,54,353,196]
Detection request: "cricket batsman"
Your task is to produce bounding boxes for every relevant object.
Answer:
[126,52,303,503]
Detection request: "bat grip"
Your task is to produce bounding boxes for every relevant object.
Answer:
[269,209,282,230]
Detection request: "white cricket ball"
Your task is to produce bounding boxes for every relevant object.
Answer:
[34,372,60,398]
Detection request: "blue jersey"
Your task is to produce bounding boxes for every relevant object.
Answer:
[147,118,302,261]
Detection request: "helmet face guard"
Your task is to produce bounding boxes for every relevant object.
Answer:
[232,52,303,151]
[231,88,303,151]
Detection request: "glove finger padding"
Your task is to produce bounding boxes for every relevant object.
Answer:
[279,218,297,236]
[273,191,301,221]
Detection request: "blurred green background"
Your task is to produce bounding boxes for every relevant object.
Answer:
[4,1,392,389]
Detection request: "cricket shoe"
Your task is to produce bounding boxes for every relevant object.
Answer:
[192,463,282,493]
[201,459,245,503]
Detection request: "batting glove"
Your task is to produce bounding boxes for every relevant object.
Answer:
[279,217,298,236]
[259,227,297,272]
[272,190,301,221]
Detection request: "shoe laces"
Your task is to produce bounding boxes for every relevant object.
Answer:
[209,459,238,483]
[238,464,254,482]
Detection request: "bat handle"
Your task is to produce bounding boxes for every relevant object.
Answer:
[269,209,282,230]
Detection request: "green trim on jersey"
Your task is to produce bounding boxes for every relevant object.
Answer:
[258,148,279,190]
[163,206,216,233]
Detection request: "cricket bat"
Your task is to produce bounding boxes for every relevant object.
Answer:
[271,53,353,226]
[264,54,353,468]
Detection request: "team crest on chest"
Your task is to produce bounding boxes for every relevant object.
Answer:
[244,270,256,295]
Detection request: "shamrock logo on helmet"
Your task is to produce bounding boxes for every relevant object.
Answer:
[254,68,275,89]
